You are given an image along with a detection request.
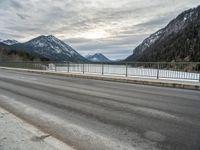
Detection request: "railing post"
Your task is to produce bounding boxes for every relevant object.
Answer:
[199,73,200,83]
[102,64,104,75]
[83,63,85,74]
[67,62,70,72]
[157,63,160,79]
[126,63,128,77]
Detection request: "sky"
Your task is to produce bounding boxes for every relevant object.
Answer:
[0,0,199,60]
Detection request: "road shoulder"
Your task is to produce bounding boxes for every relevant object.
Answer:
[0,107,74,150]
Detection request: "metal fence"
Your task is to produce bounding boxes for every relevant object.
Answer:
[0,61,200,82]
[0,61,48,70]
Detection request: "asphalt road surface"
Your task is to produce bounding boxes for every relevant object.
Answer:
[0,68,200,150]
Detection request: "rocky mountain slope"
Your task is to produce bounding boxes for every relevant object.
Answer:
[126,5,200,62]
[86,53,111,62]
[0,39,19,45]
[0,35,87,62]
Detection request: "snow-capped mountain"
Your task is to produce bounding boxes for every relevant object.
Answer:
[1,39,19,45]
[126,5,200,61]
[13,35,87,62]
[86,53,111,62]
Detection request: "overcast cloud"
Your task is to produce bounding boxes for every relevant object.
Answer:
[0,0,199,59]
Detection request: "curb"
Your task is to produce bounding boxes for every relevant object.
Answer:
[1,67,200,91]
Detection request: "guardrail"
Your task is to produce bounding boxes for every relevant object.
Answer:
[0,61,200,82]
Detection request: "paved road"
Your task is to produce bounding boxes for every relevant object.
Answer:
[0,68,200,150]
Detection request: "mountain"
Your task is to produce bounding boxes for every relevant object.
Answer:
[126,5,200,62]
[2,40,19,45]
[0,42,46,62]
[86,53,111,62]
[11,35,87,62]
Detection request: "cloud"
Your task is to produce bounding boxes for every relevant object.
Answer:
[9,0,23,9]
[16,13,30,20]
[0,0,199,59]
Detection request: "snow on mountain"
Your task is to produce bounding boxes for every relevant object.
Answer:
[13,35,87,62]
[1,40,19,45]
[86,53,111,62]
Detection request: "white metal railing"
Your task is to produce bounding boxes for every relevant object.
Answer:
[49,62,200,82]
[0,61,199,82]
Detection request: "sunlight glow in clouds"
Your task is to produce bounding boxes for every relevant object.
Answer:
[77,29,110,40]
[0,0,200,59]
